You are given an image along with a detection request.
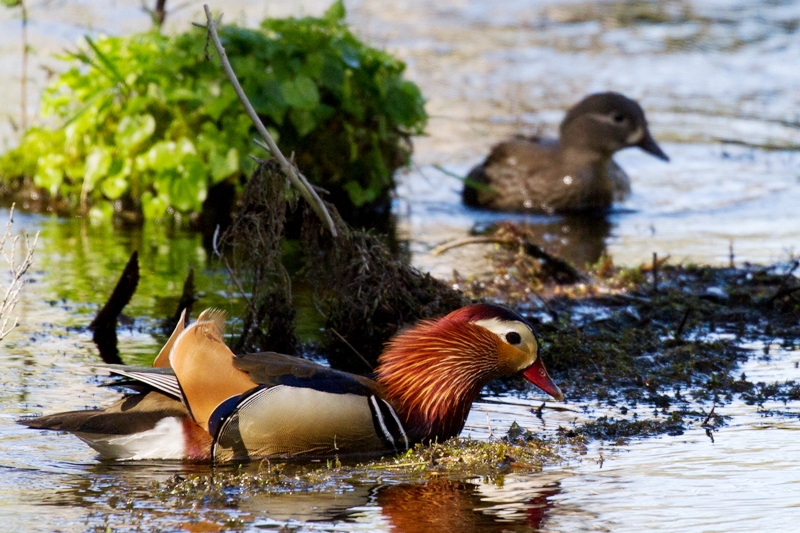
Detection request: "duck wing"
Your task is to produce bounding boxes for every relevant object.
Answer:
[205,352,408,461]
[19,385,211,461]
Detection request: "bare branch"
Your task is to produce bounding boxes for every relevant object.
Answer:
[200,5,337,237]
[0,204,38,341]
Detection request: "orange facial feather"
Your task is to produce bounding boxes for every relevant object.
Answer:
[376,317,503,441]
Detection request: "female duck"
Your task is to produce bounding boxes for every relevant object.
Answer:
[22,304,563,462]
[463,92,669,213]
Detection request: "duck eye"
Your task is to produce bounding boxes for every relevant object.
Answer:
[612,113,625,123]
[505,331,522,345]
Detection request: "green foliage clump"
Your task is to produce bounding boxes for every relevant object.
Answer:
[0,1,427,223]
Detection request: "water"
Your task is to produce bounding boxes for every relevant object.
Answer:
[1,0,800,531]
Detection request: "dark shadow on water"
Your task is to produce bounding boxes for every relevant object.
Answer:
[475,213,613,270]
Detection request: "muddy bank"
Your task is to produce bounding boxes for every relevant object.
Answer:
[456,229,799,440]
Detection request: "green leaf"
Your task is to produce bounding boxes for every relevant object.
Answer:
[209,147,239,183]
[289,108,317,137]
[336,43,361,69]
[343,179,380,207]
[281,76,320,110]
[171,155,207,212]
[141,191,168,219]
[324,0,346,23]
[84,36,130,91]
[320,55,345,92]
[115,114,156,153]
[100,173,129,200]
[84,146,113,190]
[385,81,425,127]
[146,141,179,170]
[204,84,238,121]
[34,154,65,196]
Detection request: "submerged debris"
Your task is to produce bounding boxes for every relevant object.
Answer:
[89,250,139,364]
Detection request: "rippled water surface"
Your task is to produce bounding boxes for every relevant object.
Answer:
[1,0,800,531]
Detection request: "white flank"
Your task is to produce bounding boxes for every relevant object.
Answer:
[75,417,186,461]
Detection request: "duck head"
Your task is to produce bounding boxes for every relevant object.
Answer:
[376,304,563,443]
[559,92,669,162]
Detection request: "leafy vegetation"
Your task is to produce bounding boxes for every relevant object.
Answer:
[0,1,427,225]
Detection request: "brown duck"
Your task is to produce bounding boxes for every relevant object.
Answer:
[463,92,669,213]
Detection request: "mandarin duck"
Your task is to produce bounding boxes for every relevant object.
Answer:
[21,304,563,462]
[463,92,669,213]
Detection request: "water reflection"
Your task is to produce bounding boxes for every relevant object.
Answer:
[476,214,613,270]
[4,457,573,532]
[376,477,562,532]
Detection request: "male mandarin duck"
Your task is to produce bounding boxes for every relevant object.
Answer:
[21,304,563,462]
[462,92,669,213]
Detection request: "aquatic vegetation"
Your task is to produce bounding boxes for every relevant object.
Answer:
[156,432,579,505]
[462,231,800,438]
[0,1,427,226]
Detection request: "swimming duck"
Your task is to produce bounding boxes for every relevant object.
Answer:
[22,304,563,462]
[462,92,669,213]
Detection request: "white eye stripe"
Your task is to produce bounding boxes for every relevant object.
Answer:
[473,318,538,358]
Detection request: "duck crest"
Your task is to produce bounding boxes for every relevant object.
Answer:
[194,308,227,337]
[169,308,256,431]
[376,317,501,442]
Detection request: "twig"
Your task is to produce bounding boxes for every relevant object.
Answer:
[652,252,659,293]
[765,285,800,305]
[729,241,735,268]
[431,236,514,256]
[434,233,586,284]
[485,412,493,438]
[329,327,374,371]
[211,222,255,311]
[369,462,427,469]
[253,138,273,155]
[200,5,337,237]
[762,260,800,306]
[702,405,716,426]
[20,0,28,133]
[534,402,545,421]
[674,306,691,341]
[0,205,38,340]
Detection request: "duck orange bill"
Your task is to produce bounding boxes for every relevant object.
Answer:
[522,359,564,401]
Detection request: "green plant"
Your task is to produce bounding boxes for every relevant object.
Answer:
[0,1,427,224]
